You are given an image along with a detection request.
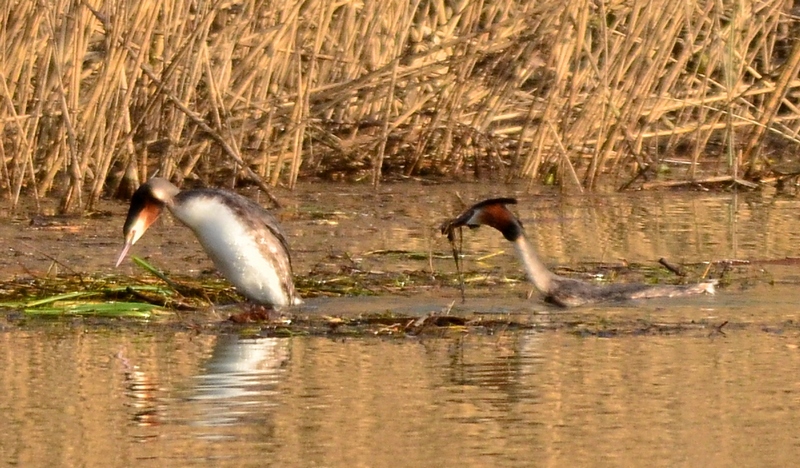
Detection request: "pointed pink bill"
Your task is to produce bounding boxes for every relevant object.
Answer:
[115,240,134,267]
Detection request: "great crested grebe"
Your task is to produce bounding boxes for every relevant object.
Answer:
[441,198,715,307]
[115,178,300,308]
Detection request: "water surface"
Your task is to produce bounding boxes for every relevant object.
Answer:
[2,310,799,467]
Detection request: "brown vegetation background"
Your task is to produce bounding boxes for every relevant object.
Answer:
[2,0,800,212]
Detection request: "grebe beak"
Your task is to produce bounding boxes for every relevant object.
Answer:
[440,209,477,242]
[115,230,137,267]
[115,216,147,267]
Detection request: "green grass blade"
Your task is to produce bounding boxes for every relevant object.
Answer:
[132,256,182,291]
[24,291,101,307]
[24,301,163,318]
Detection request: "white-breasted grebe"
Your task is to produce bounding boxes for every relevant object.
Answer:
[115,178,300,308]
[441,198,715,307]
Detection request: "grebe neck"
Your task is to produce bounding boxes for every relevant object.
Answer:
[513,235,558,295]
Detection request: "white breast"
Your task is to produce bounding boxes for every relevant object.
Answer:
[169,197,291,307]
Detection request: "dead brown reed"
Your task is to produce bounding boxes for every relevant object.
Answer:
[1,0,799,212]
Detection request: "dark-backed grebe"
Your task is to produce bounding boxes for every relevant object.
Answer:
[441,198,715,307]
[115,178,300,308]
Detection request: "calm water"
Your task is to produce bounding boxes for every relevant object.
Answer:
[3,183,800,466]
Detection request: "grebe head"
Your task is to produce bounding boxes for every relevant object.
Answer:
[441,198,523,241]
[115,178,180,267]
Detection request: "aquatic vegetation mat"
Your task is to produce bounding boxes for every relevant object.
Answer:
[0,253,773,337]
[0,257,232,319]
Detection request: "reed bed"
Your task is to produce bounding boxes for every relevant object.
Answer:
[1,0,799,211]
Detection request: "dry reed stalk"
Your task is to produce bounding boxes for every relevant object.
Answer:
[289,44,306,189]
